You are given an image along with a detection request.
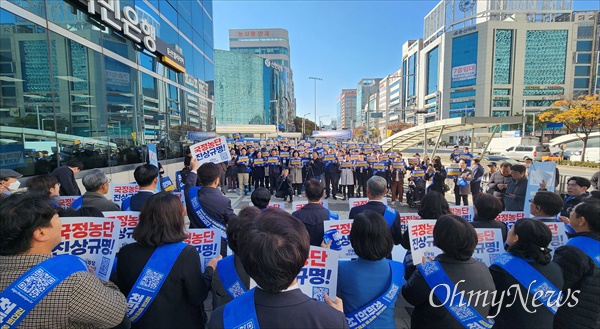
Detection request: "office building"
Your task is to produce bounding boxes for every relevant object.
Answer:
[0,0,215,176]
[401,0,599,142]
[337,89,356,130]
[377,69,402,135]
[229,28,296,123]
[356,78,381,127]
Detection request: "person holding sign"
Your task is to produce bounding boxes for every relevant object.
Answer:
[389,155,406,205]
[0,193,128,328]
[129,164,159,211]
[208,209,348,329]
[471,193,508,241]
[339,154,355,201]
[453,160,473,206]
[503,165,528,211]
[251,150,266,191]
[402,214,495,328]
[553,201,600,328]
[236,148,251,196]
[289,150,304,197]
[337,210,404,328]
[489,219,564,328]
[116,192,221,328]
[267,149,282,194]
[426,157,448,195]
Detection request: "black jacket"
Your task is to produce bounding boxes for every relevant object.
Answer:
[292,203,329,246]
[211,255,251,309]
[129,190,154,211]
[51,166,81,196]
[402,254,496,328]
[309,158,324,176]
[489,257,564,329]
[208,288,348,329]
[561,193,589,217]
[553,232,600,328]
[349,201,403,246]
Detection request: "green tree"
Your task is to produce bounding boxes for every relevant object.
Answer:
[293,117,316,137]
[14,114,70,133]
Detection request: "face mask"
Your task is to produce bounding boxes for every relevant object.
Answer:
[8,180,20,192]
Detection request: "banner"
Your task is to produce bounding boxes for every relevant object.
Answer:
[407,158,419,166]
[292,200,329,211]
[297,247,338,303]
[110,184,139,204]
[103,211,140,249]
[267,156,280,165]
[324,220,355,259]
[451,63,477,82]
[340,162,353,169]
[495,211,525,230]
[280,152,290,158]
[184,229,221,272]
[524,161,557,216]
[161,176,175,192]
[354,161,368,168]
[253,158,265,166]
[290,158,302,166]
[472,228,503,266]
[147,143,158,168]
[190,136,229,165]
[544,222,568,256]
[187,131,217,141]
[52,217,119,281]
[446,168,461,178]
[412,170,425,178]
[348,198,387,211]
[56,196,79,209]
[449,206,474,222]
[0,144,25,169]
[366,156,377,163]
[311,130,352,139]
[408,220,443,265]
[399,213,422,232]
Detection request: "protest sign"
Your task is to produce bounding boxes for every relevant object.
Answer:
[324,220,355,259]
[56,196,79,209]
[412,170,425,178]
[366,156,377,163]
[103,211,140,250]
[175,171,184,191]
[280,152,290,158]
[524,161,557,216]
[348,198,387,211]
[407,158,419,166]
[189,136,229,165]
[399,213,422,232]
[297,247,338,303]
[449,205,474,222]
[373,162,385,171]
[472,228,503,266]
[544,222,568,256]
[250,201,286,210]
[290,158,301,166]
[354,161,368,168]
[340,161,353,169]
[147,143,158,167]
[53,217,119,281]
[267,156,280,165]
[253,158,265,166]
[408,220,442,265]
[292,200,329,211]
[446,168,461,178]
[109,184,139,205]
[185,229,221,272]
[350,154,361,161]
[161,176,175,192]
[495,211,525,230]
[392,162,406,170]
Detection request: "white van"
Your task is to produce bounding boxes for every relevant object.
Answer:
[486,136,540,154]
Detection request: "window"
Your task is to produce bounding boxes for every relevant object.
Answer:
[450,90,476,98]
[493,89,510,95]
[576,40,593,51]
[574,78,589,89]
[523,88,564,96]
[451,33,478,88]
[577,25,594,39]
[575,66,591,76]
[492,100,510,107]
[426,47,439,95]
[524,30,568,85]
[576,53,592,64]
[493,30,513,84]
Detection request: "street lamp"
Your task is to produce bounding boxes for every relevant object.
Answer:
[41,118,53,132]
[270,100,279,131]
[302,112,311,138]
[309,77,322,130]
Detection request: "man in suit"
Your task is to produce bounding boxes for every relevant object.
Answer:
[51,160,83,196]
[470,158,485,196]
[185,158,235,256]
[208,208,347,329]
[292,179,329,246]
[129,164,159,211]
[349,176,403,245]
[81,169,120,211]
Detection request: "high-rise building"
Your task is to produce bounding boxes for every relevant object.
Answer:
[401,0,599,142]
[0,0,215,177]
[337,89,356,130]
[356,79,381,127]
[377,69,402,134]
[229,29,296,124]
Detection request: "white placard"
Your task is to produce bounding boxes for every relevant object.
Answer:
[102,211,141,249]
[398,213,422,233]
[408,220,443,265]
[324,219,355,259]
[185,229,221,272]
[449,205,474,222]
[495,211,526,230]
[297,246,338,303]
[348,198,387,211]
[109,184,139,205]
[472,228,503,266]
[56,196,79,209]
[189,136,229,165]
[544,222,568,256]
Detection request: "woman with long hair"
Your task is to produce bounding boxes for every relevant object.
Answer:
[289,150,303,197]
[116,192,220,328]
[251,150,266,191]
[489,218,564,328]
[426,156,448,195]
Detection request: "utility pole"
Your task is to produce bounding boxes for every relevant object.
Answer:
[309,77,322,130]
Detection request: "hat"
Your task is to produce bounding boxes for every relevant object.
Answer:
[0,169,23,179]
[487,162,497,167]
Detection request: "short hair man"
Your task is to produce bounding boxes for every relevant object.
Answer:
[0,168,23,196]
[349,176,402,245]
[51,160,83,196]
[503,164,528,211]
[208,208,348,329]
[0,193,128,327]
[292,179,330,246]
[251,187,271,210]
[488,162,512,200]
[561,176,591,217]
[530,191,564,222]
[129,164,160,211]
[81,169,120,211]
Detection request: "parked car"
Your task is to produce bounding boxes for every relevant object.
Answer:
[569,147,600,163]
[482,155,520,166]
[501,145,551,161]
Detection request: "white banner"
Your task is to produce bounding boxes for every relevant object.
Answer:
[185,229,221,272]
[109,184,139,205]
[297,246,338,303]
[472,228,503,266]
[324,220,355,259]
[56,196,79,209]
[398,213,422,233]
[451,63,476,81]
[449,205,474,222]
[544,222,568,256]
[408,220,443,265]
[190,136,229,165]
[495,211,526,230]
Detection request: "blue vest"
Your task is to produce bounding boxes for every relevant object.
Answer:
[188,186,227,240]
[345,260,404,329]
[566,236,600,267]
[222,288,260,329]
[125,242,187,323]
[383,206,397,228]
[492,253,561,314]
[217,255,247,300]
[418,261,494,328]
[0,255,87,328]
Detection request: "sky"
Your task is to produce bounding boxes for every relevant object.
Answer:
[213,0,600,127]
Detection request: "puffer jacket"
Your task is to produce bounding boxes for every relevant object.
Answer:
[553,232,600,329]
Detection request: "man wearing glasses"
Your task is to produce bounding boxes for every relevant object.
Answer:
[80,169,120,211]
[560,177,591,217]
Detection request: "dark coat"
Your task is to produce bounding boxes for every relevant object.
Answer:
[116,244,212,329]
[560,193,589,217]
[504,177,528,211]
[180,167,202,187]
[292,203,329,246]
[129,191,154,211]
[470,215,508,241]
[489,257,564,329]
[81,192,120,211]
[349,201,402,246]
[208,288,349,329]
[402,254,496,328]
[309,158,324,176]
[428,167,448,194]
[211,255,251,308]
[553,232,600,328]
[51,166,81,196]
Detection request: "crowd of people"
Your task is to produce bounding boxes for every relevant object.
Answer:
[0,139,599,329]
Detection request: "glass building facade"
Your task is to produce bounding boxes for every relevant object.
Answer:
[493,30,513,85]
[524,30,568,85]
[0,0,214,177]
